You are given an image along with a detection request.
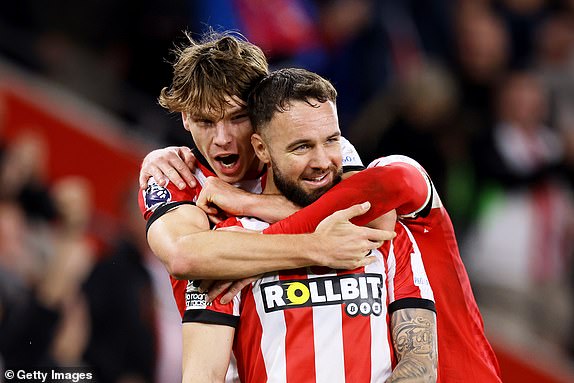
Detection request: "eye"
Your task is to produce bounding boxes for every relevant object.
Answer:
[195,118,214,127]
[326,136,340,144]
[293,144,310,152]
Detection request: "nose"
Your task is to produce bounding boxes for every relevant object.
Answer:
[213,121,232,147]
[309,146,332,169]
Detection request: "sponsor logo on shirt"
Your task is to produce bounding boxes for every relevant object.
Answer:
[185,280,209,310]
[342,154,360,167]
[261,274,383,317]
[144,180,171,210]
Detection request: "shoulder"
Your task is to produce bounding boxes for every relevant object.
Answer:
[368,155,427,174]
[369,155,443,218]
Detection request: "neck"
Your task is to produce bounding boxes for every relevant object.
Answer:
[262,168,279,195]
[242,157,266,180]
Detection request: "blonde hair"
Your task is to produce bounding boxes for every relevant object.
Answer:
[159,31,268,118]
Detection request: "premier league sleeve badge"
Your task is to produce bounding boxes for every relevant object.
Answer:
[143,179,172,211]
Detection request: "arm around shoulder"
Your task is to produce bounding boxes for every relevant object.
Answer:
[365,159,432,217]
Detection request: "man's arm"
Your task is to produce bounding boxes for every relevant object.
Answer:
[147,202,389,280]
[264,163,429,235]
[387,308,438,383]
[196,177,299,224]
[139,138,367,223]
[181,323,234,383]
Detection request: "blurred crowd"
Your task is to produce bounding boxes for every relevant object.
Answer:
[0,0,574,380]
[0,130,182,382]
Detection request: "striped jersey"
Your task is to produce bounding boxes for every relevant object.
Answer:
[184,217,435,383]
[137,137,364,317]
[265,155,502,382]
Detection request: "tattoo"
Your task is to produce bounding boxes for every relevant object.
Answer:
[387,308,437,382]
[388,359,429,380]
[394,314,434,356]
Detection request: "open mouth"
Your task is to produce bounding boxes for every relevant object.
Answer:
[303,173,330,186]
[215,154,239,169]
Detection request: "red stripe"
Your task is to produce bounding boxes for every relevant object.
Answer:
[281,270,317,383]
[234,288,267,383]
[171,278,186,317]
[392,224,422,300]
[339,267,372,382]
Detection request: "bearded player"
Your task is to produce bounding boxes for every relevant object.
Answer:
[140,33,501,382]
[181,68,437,383]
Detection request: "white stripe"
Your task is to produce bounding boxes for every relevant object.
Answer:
[385,242,397,303]
[234,178,264,194]
[237,217,271,231]
[253,275,288,383]
[369,305,392,382]
[400,223,434,300]
[193,168,210,189]
[311,270,345,382]
[232,292,241,317]
[366,252,393,382]
[195,168,264,196]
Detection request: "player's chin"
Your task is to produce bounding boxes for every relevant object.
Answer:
[305,185,332,203]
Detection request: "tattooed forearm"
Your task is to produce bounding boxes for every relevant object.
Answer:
[393,312,435,357]
[386,308,437,383]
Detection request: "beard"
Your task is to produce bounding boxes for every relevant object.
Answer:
[272,164,343,207]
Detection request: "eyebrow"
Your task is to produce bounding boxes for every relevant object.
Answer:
[192,105,247,121]
[286,132,340,151]
[228,108,248,118]
[286,138,311,151]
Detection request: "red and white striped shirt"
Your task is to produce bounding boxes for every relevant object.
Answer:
[138,138,364,318]
[265,155,503,382]
[185,217,435,383]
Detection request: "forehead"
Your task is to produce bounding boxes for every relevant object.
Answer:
[269,100,339,138]
[191,96,247,120]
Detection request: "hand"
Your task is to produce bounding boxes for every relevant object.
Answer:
[139,146,196,190]
[314,202,396,270]
[203,275,262,304]
[196,177,253,217]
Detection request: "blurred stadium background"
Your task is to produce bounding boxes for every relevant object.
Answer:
[0,1,573,382]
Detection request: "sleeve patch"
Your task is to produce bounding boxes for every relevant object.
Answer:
[185,280,210,311]
[143,181,172,210]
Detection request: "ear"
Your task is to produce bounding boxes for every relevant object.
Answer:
[181,112,191,131]
[251,134,270,164]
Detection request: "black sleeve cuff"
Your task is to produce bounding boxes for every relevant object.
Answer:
[146,201,195,234]
[388,298,436,314]
[416,174,434,218]
[183,310,239,328]
[343,165,366,173]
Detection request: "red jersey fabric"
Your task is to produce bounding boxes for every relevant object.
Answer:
[137,138,363,317]
[264,155,502,383]
[138,161,266,317]
[184,217,435,383]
